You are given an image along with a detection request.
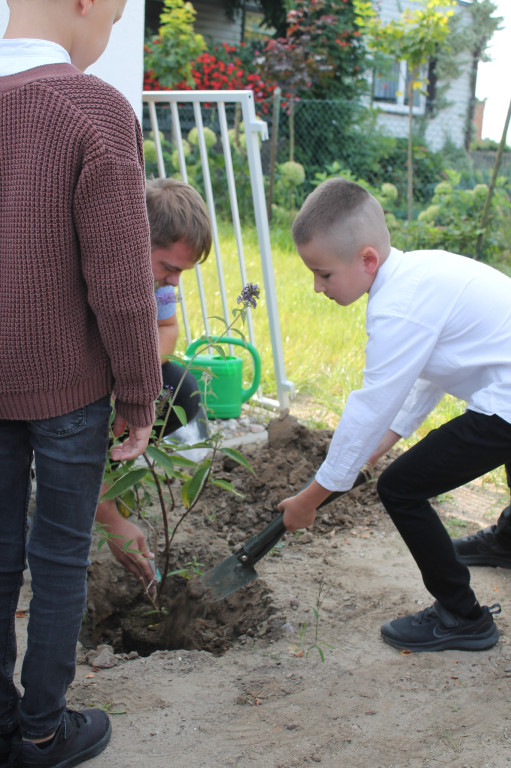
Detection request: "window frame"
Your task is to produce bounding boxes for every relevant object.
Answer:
[372,59,426,116]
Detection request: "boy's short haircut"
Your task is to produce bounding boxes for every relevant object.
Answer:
[146,177,212,263]
[292,177,375,246]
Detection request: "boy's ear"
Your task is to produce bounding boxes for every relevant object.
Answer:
[77,0,94,17]
[360,247,380,276]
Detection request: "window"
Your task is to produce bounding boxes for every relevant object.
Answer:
[373,59,425,115]
[243,6,274,43]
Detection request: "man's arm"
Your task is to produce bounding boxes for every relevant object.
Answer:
[95,486,155,586]
[158,314,179,362]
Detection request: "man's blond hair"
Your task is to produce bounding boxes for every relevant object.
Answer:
[292,177,390,259]
[146,177,211,264]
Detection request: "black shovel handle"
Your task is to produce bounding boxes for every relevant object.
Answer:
[237,465,374,567]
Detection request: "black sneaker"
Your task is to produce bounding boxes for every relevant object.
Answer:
[381,601,501,652]
[15,709,111,768]
[452,526,511,568]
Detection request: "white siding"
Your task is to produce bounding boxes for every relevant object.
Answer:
[193,1,243,46]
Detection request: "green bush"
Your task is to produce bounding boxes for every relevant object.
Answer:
[388,171,511,261]
[144,0,205,88]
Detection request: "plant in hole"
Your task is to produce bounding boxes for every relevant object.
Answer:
[97,283,261,612]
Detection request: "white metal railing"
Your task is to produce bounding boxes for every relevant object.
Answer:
[142,89,294,411]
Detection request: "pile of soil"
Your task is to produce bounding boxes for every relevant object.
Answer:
[82,414,387,657]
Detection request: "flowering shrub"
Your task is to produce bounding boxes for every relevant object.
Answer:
[145,39,277,113]
[280,0,368,100]
[144,0,205,89]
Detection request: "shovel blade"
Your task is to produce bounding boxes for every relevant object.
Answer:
[201,554,258,601]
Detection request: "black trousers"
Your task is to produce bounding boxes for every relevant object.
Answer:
[493,465,511,544]
[377,410,511,617]
[160,361,201,436]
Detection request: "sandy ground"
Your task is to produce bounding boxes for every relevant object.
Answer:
[14,415,511,768]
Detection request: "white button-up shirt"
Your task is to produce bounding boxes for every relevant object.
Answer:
[0,39,70,76]
[316,247,511,492]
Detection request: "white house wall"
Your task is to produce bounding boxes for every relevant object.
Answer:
[374,0,472,151]
[376,70,472,151]
[193,0,243,46]
[0,0,145,121]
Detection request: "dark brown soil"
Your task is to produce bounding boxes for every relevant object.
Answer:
[82,414,388,657]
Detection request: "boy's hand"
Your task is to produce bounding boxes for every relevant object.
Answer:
[277,479,331,532]
[110,415,152,461]
[278,495,317,532]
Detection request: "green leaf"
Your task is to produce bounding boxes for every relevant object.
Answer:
[101,468,149,500]
[172,441,211,454]
[166,453,198,467]
[220,447,255,474]
[181,460,211,507]
[211,478,245,497]
[208,315,229,327]
[172,404,187,426]
[146,445,177,474]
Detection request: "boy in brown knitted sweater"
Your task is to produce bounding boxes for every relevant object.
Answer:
[0,1,162,766]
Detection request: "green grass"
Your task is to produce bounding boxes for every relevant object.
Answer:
[441,516,470,538]
[177,221,507,490]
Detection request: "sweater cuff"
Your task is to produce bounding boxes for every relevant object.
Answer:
[115,399,155,429]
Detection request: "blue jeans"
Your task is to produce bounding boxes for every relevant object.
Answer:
[0,396,111,739]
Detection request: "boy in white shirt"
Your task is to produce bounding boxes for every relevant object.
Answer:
[278,177,511,652]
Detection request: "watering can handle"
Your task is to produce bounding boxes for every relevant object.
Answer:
[184,336,261,403]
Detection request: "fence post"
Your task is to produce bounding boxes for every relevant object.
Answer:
[267,87,281,222]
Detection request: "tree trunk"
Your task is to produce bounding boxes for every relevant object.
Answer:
[475,94,511,260]
[289,99,295,163]
[464,46,481,152]
[407,75,415,222]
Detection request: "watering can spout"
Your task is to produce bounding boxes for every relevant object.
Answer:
[181,336,261,419]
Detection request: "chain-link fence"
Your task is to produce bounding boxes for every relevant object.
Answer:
[142,97,511,224]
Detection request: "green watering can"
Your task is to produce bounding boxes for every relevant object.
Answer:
[182,336,261,419]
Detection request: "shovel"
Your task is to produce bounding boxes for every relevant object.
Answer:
[201,464,374,600]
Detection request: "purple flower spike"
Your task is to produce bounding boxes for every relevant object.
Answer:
[237,282,260,309]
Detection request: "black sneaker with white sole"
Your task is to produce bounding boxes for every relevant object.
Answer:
[452,526,511,568]
[13,709,111,768]
[381,601,501,652]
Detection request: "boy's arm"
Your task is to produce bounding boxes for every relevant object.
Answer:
[367,429,402,467]
[279,429,403,532]
[316,317,444,493]
[75,156,162,430]
[278,479,331,532]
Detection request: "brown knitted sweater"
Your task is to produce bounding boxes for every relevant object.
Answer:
[0,63,162,427]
